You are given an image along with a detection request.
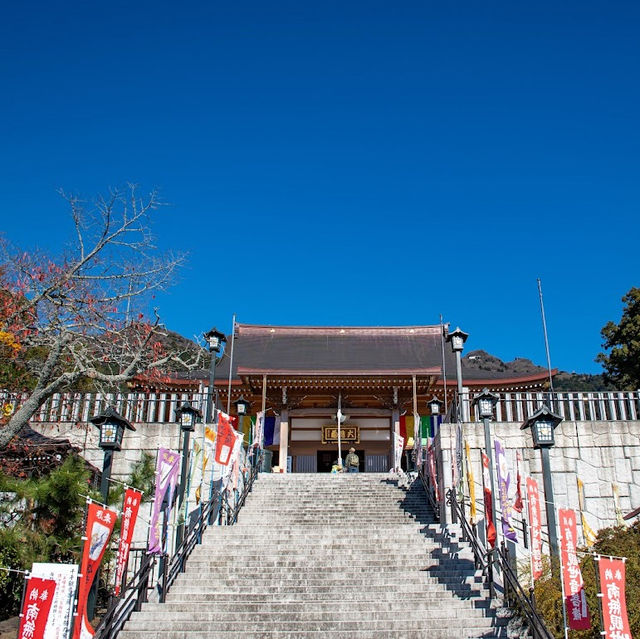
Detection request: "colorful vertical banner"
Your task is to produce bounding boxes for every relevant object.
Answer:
[414,412,423,465]
[399,415,414,449]
[464,441,476,523]
[114,488,142,596]
[426,444,440,501]
[481,452,497,548]
[598,556,632,639]
[238,415,251,445]
[148,448,180,555]
[262,415,281,447]
[526,477,543,581]
[74,501,118,639]
[455,425,463,495]
[393,432,404,471]
[18,576,56,639]
[215,412,238,465]
[254,411,264,448]
[421,414,442,442]
[559,508,591,631]
[30,563,78,639]
[494,439,517,542]
[576,477,597,547]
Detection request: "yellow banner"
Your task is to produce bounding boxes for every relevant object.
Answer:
[465,441,476,524]
[576,477,597,547]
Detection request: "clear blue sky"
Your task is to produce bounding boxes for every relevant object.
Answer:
[1,1,638,374]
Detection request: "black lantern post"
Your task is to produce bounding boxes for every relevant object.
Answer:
[90,407,135,503]
[175,401,202,547]
[521,405,563,558]
[234,396,251,417]
[446,326,468,421]
[234,397,251,466]
[88,406,134,616]
[204,327,227,424]
[474,388,500,540]
[428,396,444,418]
[204,327,227,524]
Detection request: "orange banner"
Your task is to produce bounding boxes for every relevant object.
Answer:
[114,488,142,596]
[215,413,237,466]
[74,502,117,639]
[481,453,496,548]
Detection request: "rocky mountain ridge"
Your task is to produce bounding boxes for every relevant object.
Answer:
[463,350,612,391]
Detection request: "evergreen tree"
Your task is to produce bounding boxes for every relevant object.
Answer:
[596,287,640,390]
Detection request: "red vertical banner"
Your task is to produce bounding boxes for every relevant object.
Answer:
[526,477,543,581]
[481,453,496,548]
[215,412,237,466]
[18,577,56,639]
[74,502,118,639]
[598,557,632,639]
[114,488,142,596]
[559,508,591,631]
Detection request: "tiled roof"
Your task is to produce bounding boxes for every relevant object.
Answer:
[170,323,552,386]
[215,324,445,377]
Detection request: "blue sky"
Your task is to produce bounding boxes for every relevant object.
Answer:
[1,1,638,374]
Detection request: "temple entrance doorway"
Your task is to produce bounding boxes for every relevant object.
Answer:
[317,450,365,473]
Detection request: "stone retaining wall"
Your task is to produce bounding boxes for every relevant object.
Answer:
[436,420,640,540]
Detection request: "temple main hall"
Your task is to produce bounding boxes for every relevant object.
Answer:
[151,323,553,473]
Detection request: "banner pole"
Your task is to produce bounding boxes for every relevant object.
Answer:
[226,314,236,415]
[17,571,29,634]
[593,555,606,638]
[556,506,569,639]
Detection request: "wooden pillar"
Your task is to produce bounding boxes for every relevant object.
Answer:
[392,402,400,471]
[279,408,289,473]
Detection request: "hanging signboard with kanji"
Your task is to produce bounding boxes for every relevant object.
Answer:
[321,425,359,444]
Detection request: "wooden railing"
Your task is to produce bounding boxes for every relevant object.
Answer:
[1,389,639,425]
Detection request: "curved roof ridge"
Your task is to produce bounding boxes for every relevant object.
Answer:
[236,323,446,336]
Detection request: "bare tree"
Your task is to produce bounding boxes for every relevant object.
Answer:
[0,185,203,447]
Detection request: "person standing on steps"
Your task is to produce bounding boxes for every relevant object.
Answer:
[345,447,359,473]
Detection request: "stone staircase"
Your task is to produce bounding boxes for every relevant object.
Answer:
[120,473,510,638]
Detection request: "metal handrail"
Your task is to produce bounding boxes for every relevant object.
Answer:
[497,541,554,639]
[95,553,155,639]
[94,464,260,639]
[446,489,491,580]
[418,468,440,522]
[446,488,554,639]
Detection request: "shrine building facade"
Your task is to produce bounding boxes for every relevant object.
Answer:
[164,323,553,473]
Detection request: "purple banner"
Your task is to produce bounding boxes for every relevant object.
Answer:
[494,438,517,542]
[148,448,180,554]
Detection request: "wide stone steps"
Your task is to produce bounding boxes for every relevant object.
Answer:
[120,473,509,638]
[120,629,505,639]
